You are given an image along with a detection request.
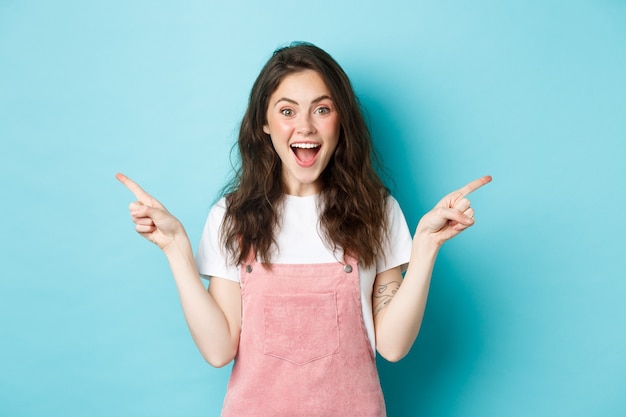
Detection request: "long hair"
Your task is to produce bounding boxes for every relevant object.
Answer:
[221,42,389,268]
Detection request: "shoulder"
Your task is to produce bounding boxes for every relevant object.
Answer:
[376,194,412,272]
[384,194,409,232]
[385,194,401,208]
[205,197,228,226]
[197,197,241,282]
[198,197,229,244]
[384,195,406,219]
[209,197,228,217]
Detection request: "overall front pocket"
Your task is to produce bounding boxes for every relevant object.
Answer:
[263,292,340,366]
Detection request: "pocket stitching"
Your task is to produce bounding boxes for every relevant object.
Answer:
[263,292,339,366]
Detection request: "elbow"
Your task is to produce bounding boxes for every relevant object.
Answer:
[376,344,410,363]
[206,356,234,368]
[194,332,239,368]
[201,344,238,368]
[204,351,236,368]
[379,351,408,363]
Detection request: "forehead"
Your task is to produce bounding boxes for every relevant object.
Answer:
[270,69,331,99]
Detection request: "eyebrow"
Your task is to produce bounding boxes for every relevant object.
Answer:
[273,95,333,107]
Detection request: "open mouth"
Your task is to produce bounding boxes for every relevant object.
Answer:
[291,143,321,166]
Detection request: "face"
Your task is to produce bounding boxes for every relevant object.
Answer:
[263,70,340,196]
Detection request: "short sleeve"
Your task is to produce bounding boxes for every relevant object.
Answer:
[195,198,241,283]
[376,196,413,274]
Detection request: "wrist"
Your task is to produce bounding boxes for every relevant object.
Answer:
[163,229,193,259]
[412,227,442,258]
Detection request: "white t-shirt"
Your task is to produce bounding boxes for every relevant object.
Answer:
[195,194,413,353]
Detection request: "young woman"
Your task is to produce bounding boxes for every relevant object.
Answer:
[117,42,491,417]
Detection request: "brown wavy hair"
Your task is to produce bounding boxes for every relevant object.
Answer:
[221,42,389,268]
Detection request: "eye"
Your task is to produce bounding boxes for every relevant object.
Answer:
[315,106,331,115]
[281,108,294,116]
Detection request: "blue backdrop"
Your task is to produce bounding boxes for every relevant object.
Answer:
[1,1,624,416]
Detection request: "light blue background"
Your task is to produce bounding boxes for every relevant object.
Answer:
[1,1,625,416]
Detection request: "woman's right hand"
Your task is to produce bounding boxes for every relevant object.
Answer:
[116,173,185,251]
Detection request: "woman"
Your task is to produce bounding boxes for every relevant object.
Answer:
[117,42,491,416]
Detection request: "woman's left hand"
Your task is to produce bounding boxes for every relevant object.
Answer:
[416,175,492,247]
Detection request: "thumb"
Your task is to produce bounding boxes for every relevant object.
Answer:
[139,204,168,222]
[429,207,474,229]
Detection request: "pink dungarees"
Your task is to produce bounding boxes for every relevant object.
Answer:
[220,256,386,417]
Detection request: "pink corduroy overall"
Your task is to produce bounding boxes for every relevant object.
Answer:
[220,256,386,417]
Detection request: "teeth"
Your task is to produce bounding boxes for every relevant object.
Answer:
[291,143,320,149]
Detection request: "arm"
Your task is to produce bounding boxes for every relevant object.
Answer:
[163,236,241,367]
[374,175,492,362]
[116,173,241,367]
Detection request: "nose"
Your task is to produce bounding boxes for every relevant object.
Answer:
[297,114,316,136]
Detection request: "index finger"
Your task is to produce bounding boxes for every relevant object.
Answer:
[457,175,492,197]
[115,172,152,202]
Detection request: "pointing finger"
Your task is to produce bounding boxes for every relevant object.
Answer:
[116,173,153,202]
[116,173,167,212]
[457,175,492,197]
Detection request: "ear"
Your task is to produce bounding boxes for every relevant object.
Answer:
[263,124,270,135]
